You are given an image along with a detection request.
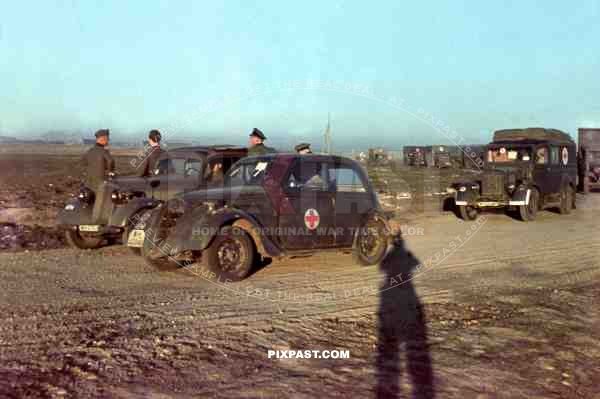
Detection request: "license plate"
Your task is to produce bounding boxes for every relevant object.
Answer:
[127,229,145,247]
[477,201,501,207]
[79,225,100,232]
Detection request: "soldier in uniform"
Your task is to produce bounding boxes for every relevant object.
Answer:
[138,129,163,177]
[81,129,115,222]
[247,128,276,155]
[295,143,312,154]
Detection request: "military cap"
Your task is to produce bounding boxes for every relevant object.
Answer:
[95,128,110,138]
[295,143,312,152]
[249,128,266,140]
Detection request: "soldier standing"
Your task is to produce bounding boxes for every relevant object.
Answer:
[81,129,115,222]
[247,128,276,156]
[138,129,163,177]
[81,129,115,189]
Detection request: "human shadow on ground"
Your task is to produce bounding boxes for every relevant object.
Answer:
[376,236,435,398]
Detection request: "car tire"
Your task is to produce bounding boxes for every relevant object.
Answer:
[65,229,103,249]
[354,217,390,266]
[205,226,255,281]
[140,229,179,271]
[458,205,478,221]
[518,187,538,221]
[559,185,574,215]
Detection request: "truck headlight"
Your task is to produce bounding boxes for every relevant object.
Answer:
[459,186,467,192]
[471,184,480,190]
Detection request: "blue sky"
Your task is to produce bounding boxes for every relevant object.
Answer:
[1,0,599,149]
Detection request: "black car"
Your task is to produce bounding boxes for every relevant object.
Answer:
[451,128,577,221]
[128,153,393,280]
[58,145,247,250]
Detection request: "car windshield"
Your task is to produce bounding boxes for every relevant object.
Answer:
[225,159,272,186]
[487,146,532,163]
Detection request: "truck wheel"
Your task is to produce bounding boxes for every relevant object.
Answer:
[559,185,574,215]
[65,229,103,249]
[140,231,179,271]
[458,205,478,221]
[518,188,538,221]
[354,218,390,266]
[205,226,255,281]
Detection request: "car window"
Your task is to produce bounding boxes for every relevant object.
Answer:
[535,147,548,165]
[285,160,327,191]
[156,157,196,176]
[329,167,367,193]
[184,159,202,176]
[226,159,272,186]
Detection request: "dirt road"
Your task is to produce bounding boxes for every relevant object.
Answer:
[1,194,599,398]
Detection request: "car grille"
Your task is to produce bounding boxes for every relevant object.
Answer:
[481,174,504,196]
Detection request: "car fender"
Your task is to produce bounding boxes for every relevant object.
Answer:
[57,199,94,226]
[109,197,160,227]
[166,207,283,257]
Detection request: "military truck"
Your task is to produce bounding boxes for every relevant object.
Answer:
[451,128,577,221]
[403,146,429,167]
[368,147,389,166]
[578,128,600,193]
[128,154,393,280]
[58,145,247,250]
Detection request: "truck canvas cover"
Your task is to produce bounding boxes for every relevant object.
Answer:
[493,128,573,143]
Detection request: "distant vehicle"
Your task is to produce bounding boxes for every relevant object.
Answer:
[57,145,247,250]
[403,145,452,168]
[367,148,390,166]
[128,154,393,281]
[450,128,577,221]
[403,146,428,167]
[577,128,600,193]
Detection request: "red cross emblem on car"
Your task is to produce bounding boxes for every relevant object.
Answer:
[304,208,320,230]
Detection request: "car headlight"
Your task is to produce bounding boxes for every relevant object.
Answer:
[77,187,95,204]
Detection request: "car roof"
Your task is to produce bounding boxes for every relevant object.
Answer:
[490,139,575,146]
[169,145,247,153]
[240,152,357,164]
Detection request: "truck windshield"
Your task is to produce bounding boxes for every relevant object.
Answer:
[225,159,272,186]
[487,147,532,163]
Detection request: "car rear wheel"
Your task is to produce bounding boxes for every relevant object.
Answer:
[65,228,103,249]
[354,217,390,266]
[205,226,255,281]
[559,185,574,215]
[518,187,538,221]
[458,205,478,221]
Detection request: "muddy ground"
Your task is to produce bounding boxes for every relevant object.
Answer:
[0,148,599,398]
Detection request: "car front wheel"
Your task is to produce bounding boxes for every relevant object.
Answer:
[354,217,390,266]
[458,205,478,221]
[205,226,255,281]
[518,187,539,221]
[65,228,103,249]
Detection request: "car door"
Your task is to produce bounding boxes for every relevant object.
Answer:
[278,158,335,250]
[533,145,553,194]
[329,162,375,247]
